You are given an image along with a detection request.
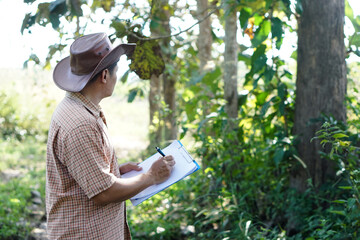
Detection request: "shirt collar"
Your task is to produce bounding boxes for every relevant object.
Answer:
[66,92,102,117]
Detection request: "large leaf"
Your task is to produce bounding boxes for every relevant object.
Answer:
[252,20,271,47]
[251,44,267,74]
[239,7,252,30]
[271,17,283,49]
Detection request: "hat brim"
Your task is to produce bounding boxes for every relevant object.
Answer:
[53,43,136,92]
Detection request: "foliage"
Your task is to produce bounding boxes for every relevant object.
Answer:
[0,178,32,239]
[0,137,47,239]
[0,91,46,141]
[308,121,360,239]
[345,0,360,57]
[13,0,360,239]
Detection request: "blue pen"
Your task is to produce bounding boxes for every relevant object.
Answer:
[155,147,166,157]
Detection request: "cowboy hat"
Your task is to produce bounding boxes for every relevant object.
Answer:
[53,32,136,92]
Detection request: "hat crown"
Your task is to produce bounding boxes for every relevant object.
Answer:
[70,33,112,75]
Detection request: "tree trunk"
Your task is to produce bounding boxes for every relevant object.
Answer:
[197,0,213,120]
[291,0,347,192]
[224,2,238,119]
[148,0,166,146]
[197,0,213,72]
[149,74,162,146]
[152,0,177,141]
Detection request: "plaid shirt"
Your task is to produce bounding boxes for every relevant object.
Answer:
[46,92,131,239]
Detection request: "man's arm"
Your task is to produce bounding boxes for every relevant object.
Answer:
[92,155,175,205]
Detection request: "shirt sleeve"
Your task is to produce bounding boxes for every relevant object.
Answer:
[63,123,117,199]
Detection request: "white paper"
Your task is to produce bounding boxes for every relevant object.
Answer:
[121,140,200,206]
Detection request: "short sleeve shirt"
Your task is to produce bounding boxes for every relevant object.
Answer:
[46,92,131,239]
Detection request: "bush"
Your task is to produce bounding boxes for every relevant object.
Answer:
[0,91,47,141]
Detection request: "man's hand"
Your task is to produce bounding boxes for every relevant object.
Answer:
[146,155,175,185]
[119,162,142,174]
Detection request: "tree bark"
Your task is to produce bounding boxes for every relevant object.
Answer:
[291,0,347,192]
[152,0,177,141]
[197,0,213,73]
[149,74,162,146]
[148,0,165,146]
[224,2,238,119]
[196,0,213,129]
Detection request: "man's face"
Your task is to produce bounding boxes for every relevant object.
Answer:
[105,65,119,97]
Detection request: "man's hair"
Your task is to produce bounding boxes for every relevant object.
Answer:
[88,60,119,84]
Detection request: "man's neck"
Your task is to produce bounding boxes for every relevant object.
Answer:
[80,87,103,106]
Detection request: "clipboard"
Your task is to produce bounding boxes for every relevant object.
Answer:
[121,140,200,206]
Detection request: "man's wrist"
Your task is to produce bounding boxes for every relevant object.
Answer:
[143,172,156,186]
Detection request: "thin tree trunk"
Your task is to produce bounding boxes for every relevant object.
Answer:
[151,0,177,141]
[149,74,162,146]
[197,0,212,72]
[224,2,238,120]
[197,0,213,121]
[291,0,347,192]
[148,0,165,146]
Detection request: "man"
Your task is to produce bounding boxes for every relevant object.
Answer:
[46,32,175,239]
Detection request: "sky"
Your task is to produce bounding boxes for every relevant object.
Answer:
[0,0,359,69]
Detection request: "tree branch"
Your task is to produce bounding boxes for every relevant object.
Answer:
[128,6,220,41]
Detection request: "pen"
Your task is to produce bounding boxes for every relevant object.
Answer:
[155,147,166,157]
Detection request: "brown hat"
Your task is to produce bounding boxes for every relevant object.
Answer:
[53,32,136,92]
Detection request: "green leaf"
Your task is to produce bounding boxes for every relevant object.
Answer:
[332,133,348,139]
[277,83,286,100]
[49,13,61,29]
[251,44,267,74]
[350,33,360,47]
[256,92,268,105]
[271,17,283,49]
[260,100,271,117]
[329,210,346,216]
[273,148,284,167]
[253,13,263,26]
[252,20,271,47]
[239,7,252,29]
[345,0,354,21]
[21,13,36,34]
[49,0,66,15]
[120,69,130,83]
[128,88,138,103]
[238,93,248,107]
[295,0,303,14]
[203,67,222,86]
[263,67,275,84]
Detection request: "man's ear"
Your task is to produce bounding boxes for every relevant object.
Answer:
[101,69,109,83]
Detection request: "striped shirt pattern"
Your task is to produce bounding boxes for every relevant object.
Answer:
[46,92,131,239]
